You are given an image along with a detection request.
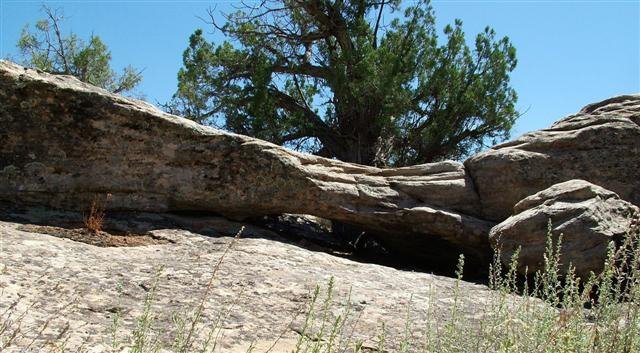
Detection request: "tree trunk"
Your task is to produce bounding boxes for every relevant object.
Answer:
[317,111,382,166]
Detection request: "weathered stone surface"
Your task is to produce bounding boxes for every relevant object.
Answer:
[0,60,492,266]
[3,59,638,277]
[0,209,531,352]
[465,95,640,221]
[489,180,639,277]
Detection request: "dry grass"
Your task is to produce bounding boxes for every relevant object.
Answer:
[83,198,106,234]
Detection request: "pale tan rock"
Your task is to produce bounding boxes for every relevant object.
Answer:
[2,59,637,276]
[489,180,639,277]
[0,212,533,352]
[0,60,491,266]
[465,95,640,221]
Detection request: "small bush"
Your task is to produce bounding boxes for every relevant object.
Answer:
[84,197,106,234]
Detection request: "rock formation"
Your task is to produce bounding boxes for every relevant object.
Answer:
[465,95,640,221]
[1,59,638,276]
[0,60,492,268]
[489,180,639,278]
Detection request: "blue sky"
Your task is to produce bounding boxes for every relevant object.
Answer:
[1,0,638,138]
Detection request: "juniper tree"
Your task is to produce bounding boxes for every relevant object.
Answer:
[170,0,518,166]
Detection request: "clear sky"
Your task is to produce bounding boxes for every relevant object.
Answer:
[1,0,638,138]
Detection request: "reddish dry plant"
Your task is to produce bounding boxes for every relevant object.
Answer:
[84,198,105,234]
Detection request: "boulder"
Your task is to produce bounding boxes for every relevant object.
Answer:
[0,60,492,267]
[489,180,639,277]
[465,95,640,221]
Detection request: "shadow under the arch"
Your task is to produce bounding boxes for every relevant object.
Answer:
[0,201,490,284]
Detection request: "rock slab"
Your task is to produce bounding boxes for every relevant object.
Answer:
[0,60,493,267]
[0,211,528,352]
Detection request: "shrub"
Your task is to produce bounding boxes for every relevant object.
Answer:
[84,198,105,234]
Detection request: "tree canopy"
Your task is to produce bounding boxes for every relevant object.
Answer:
[17,6,142,95]
[170,0,518,166]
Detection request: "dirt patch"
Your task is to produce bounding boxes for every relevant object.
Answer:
[17,224,172,247]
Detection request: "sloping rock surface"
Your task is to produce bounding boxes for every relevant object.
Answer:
[0,61,492,266]
[466,95,640,221]
[0,210,526,352]
[489,180,639,277]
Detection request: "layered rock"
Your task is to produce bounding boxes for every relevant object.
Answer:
[489,180,639,277]
[0,61,491,266]
[465,95,640,221]
[2,59,638,276]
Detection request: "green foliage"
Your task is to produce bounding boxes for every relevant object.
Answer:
[169,0,518,166]
[17,6,142,95]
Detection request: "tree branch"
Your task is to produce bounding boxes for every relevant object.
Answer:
[296,0,354,54]
[372,0,385,49]
[272,62,329,80]
[43,6,70,74]
[269,88,325,129]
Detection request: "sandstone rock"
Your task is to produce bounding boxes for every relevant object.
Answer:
[489,180,639,277]
[4,59,637,275]
[465,95,640,221]
[0,210,533,352]
[0,60,492,267]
